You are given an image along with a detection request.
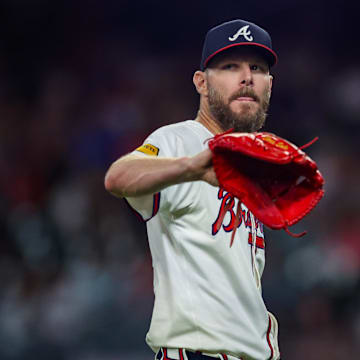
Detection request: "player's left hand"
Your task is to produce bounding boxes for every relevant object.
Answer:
[208,131,325,237]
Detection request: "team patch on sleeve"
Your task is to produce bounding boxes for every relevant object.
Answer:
[136,143,159,156]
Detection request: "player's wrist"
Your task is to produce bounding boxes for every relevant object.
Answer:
[176,157,198,183]
[180,155,206,183]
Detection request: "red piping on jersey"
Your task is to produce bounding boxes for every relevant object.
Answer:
[266,316,274,360]
[179,348,184,360]
[222,354,229,360]
[152,192,160,217]
[163,348,170,360]
[124,193,161,223]
[144,192,161,222]
[248,232,265,249]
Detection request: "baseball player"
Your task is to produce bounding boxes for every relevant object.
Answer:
[105,19,280,360]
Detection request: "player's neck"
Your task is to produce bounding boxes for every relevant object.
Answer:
[195,106,225,135]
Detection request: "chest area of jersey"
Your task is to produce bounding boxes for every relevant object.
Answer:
[211,188,264,247]
[172,185,265,251]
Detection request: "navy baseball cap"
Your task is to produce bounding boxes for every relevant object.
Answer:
[200,19,278,70]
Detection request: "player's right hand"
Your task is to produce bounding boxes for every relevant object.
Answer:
[188,149,219,187]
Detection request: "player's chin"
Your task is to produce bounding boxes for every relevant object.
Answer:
[231,100,258,112]
[231,103,258,118]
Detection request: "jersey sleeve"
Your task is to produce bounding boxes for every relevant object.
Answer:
[125,126,179,221]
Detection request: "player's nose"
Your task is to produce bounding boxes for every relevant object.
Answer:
[239,64,253,86]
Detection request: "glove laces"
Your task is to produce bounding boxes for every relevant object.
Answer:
[299,136,319,150]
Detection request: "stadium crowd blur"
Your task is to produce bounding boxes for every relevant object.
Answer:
[1,1,360,359]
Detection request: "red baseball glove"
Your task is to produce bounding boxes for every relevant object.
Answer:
[208,131,325,237]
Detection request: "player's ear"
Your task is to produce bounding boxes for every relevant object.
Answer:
[193,70,208,96]
[269,74,273,91]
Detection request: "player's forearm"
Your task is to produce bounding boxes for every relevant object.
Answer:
[104,154,205,198]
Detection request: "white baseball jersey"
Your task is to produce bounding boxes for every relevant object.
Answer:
[126,120,280,360]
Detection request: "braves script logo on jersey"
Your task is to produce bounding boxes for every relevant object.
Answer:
[228,25,253,42]
[212,189,265,248]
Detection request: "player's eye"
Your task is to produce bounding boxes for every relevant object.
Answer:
[251,64,267,73]
[222,63,238,70]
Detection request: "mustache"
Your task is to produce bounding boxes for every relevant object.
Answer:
[229,88,260,103]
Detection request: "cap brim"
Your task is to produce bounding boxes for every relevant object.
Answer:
[203,42,278,70]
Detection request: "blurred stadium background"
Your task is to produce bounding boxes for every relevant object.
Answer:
[1,1,360,359]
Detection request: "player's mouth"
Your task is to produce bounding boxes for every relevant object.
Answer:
[230,91,259,103]
[234,97,256,102]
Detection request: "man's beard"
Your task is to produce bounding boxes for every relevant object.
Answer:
[208,84,271,132]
